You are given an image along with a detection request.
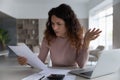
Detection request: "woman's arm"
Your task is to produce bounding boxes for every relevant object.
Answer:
[76,42,89,68]
[76,28,102,68]
[38,38,49,63]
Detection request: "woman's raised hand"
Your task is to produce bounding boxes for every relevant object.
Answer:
[84,28,102,41]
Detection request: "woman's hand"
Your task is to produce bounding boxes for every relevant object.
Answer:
[83,28,102,48]
[84,28,102,41]
[17,56,27,65]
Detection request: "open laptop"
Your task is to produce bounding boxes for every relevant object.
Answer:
[69,49,120,79]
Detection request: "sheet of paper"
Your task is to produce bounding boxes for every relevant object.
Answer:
[22,68,76,80]
[8,44,47,70]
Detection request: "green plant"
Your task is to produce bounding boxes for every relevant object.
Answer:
[0,28,10,50]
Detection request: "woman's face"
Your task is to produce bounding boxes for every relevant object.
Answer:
[51,15,67,37]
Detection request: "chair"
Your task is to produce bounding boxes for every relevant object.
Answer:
[89,45,105,65]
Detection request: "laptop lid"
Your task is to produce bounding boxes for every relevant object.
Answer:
[69,49,120,79]
[91,49,120,78]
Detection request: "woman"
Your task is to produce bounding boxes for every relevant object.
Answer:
[18,4,101,68]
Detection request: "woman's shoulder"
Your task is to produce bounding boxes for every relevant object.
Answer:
[42,37,47,42]
[41,37,49,46]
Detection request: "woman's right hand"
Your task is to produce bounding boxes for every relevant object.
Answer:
[17,56,27,65]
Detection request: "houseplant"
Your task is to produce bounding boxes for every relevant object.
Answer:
[0,28,10,50]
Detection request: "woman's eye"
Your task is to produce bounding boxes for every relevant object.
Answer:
[57,23,62,25]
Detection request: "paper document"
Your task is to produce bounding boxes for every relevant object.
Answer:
[8,44,47,70]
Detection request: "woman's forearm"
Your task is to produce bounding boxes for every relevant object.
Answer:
[76,40,90,68]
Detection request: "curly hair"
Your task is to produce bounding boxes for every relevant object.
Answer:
[44,3,84,50]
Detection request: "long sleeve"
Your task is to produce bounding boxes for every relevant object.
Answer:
[76,48,89,68]
[38,38,49,63]
[76,39,90,68]
[76,27,101,68]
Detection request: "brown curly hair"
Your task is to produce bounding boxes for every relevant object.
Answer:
[44,3,84,50]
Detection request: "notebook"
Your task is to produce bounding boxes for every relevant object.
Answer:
[69,49,120,79]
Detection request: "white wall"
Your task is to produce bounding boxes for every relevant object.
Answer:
[0,0,89,19]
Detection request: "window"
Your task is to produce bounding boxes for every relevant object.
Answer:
[89,6,113,50]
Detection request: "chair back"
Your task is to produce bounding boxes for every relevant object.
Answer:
[96,45,104,51]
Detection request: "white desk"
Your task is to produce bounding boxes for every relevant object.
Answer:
[0,58,120,80]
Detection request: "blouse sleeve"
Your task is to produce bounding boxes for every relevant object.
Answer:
[76,48,89,68]
[38,38,49,63]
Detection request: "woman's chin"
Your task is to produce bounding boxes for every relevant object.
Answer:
[55,34,60,37]
[56,34,66,38]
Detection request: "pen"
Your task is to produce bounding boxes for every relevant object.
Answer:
[39,76,45,80]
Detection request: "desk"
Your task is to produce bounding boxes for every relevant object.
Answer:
[0,58,120,80]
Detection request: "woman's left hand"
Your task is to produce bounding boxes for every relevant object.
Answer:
[84,28,102,42]
[82,28,101,48]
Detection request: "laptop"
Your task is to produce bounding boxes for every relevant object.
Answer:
[69,49,120,79]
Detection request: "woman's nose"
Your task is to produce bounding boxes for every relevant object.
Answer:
[53,25,58,30]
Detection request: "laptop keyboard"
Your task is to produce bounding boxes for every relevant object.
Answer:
[80,71,93,76]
